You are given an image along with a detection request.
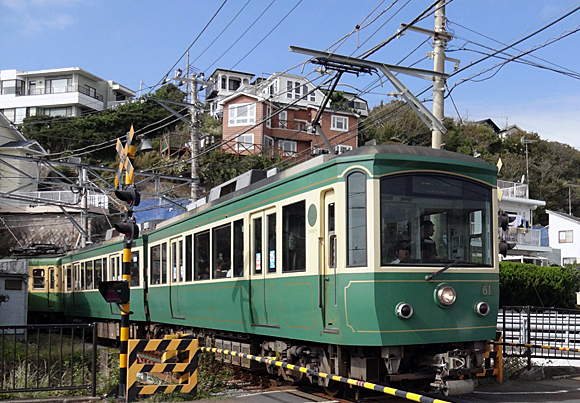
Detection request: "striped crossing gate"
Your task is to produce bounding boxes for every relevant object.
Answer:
[127,336,199,402]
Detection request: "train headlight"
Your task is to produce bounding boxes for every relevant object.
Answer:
[396,302,413,319]
[435,284,456,307]
[475,302,490,317]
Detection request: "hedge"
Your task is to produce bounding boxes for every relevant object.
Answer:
[499,262,580,308]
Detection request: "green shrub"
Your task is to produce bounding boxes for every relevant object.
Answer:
[499,262,580,308]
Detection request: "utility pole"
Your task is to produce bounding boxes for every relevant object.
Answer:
[565,183,579,215]
[432,0,447,149]
[521,137,537,198]
[80,166,88,248]
[190,73,199,200]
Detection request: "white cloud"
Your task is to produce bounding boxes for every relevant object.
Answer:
[1,0,80,35]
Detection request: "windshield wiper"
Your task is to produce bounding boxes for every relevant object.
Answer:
[425,259,461,281]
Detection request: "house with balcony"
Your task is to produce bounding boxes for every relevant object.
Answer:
[498,179,557,265]
[0,68,135,123]
[546,210,580,266]
[205,68,255,118]
[219,71,358,160]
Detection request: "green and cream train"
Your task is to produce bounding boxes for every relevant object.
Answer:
[26,145,499,395]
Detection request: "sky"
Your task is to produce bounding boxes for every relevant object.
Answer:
[1,0,579,149]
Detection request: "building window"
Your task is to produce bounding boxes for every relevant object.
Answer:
[1,108,15,121]
[331,115,349,131]
[266,105,271,128]
[228,103,256,126]
[269,81,278,96]
[278,110,287,128]
[0,80,24,95]
[294,82,301,99]
[559,230,573,243]
[563,257,577,265]
[221,76,227,90]
[5,279,22,290]
[236,133,254,151]
[287,81,293,98]
[46,77,71,93]
[278,140,297,156]
[43,107,73,117]
[228,78,241,91]
[282,200,306,272]
[335,144,353,154]
[347,171,367,266]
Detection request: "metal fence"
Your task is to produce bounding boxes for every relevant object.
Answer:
[0,323,97,396]
[499,306,580,368]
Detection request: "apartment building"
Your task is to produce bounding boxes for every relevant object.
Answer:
[0,68,135,123]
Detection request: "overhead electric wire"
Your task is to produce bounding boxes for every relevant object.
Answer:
[189,0,252,68]
[150,0,229,93]
[230,0,303,70]
[203,0,277,73]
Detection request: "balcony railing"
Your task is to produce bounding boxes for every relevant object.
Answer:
[24,86,104,102]
[498,179,528,198]
[504,227,542,246]
[10,190,108,209]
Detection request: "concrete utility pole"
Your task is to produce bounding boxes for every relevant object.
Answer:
[190,72,199,200]
[432,0,447,149]
[80,166,88,248]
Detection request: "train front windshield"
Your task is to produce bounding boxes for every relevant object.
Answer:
[380,174,493,267]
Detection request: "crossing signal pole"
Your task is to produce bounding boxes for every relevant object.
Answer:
[113,126,140,401]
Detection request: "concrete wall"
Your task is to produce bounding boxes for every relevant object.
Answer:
[0,260,28,326]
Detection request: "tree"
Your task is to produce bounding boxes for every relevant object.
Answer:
[20,84,187,165]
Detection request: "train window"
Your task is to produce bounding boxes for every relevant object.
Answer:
[109,256,116,281]
[213,224,231,279]
[150,245,161,284]
[94,259,102,288]
[195,231,210,280]
[185,235,193,282]
[32,269,45,289]
[102,259,107,282]
[86,261,93,289]
[380,174,492,267]
[267,213,276,273]
[131,251,140,287]
[80,263,85,290]
[233,219,244,277]
[282,200,306,272]
[347,172,367,267]
[253,217,262,274]
[161,242,168,284]
[66,266,71,291]
[49,268,55,289]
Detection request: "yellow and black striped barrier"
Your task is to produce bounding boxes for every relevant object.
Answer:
[478,331,503,382]
[201,346,452,403]
[127,337,199,402]
[491,340,580,353]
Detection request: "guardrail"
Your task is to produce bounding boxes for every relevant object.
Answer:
[0,323,97,396]
[498,306,580,368]
[11,190,109,209]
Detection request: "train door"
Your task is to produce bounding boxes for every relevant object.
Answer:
[108,254,122,315]
[169,237,185,319]
[323,190,338,329]
[72,263,81,313]
[47,266,58,310]
[249,208,277,326]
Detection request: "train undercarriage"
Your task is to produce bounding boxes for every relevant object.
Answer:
[87,319,489,396]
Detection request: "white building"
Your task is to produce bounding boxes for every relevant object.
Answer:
[547,210,580,265]
[498,179,556,265]
[205,68,255,118]
[0,68,135,123]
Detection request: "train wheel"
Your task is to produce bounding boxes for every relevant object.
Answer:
[323,379,342,397]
